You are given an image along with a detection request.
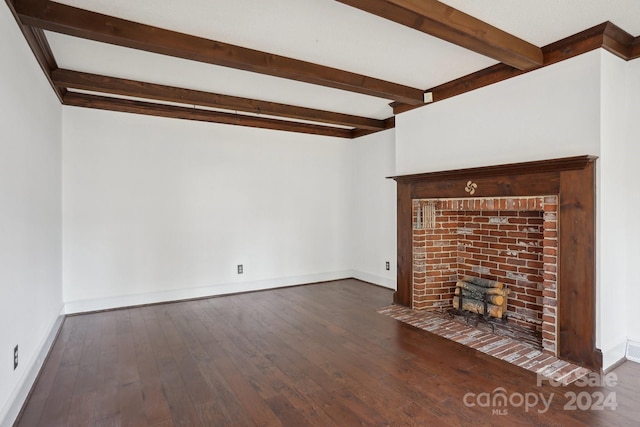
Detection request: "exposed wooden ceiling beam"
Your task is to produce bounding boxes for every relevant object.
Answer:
[63,92,355,138]
[602,21,635,59]
[392,22,637,115]
[629,36,640,60]
[336,0,543,70]
[351,117,396,139]
[4,0,65,102]
[14,0,425,105]
[52,69,386,131]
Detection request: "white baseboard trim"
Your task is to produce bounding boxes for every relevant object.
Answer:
[0,308,64,427]
[64,270,354,314]
[601,339,628,371]
[351,270,396,290]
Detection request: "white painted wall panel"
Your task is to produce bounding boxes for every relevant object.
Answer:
[349,129,397,289]
[625,59,640,344]
[598,51,630,367]
[62,108,353,310]
[0,6,63,425]
[395,51,601,175]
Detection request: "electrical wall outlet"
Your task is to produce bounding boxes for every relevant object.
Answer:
[386,261,390,271]
[237,264,243,274]
[13,345,18,370]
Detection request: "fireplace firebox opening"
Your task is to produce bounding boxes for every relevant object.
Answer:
[411,196,558,354]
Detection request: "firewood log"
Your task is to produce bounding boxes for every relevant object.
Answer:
[452,296,503,319]
[462,276,504,289]
[455,287,504,306]
[456,281,504,296]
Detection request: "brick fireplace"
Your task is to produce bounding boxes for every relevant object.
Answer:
[411,196,558,354]
[391,156,602,370]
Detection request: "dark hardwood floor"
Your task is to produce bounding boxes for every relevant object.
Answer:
[16,279,640,426]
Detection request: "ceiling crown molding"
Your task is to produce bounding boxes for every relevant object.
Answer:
[393,22,639,115]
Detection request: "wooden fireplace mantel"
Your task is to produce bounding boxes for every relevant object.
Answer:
[390,155,601,370]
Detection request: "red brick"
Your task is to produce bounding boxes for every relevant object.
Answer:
[498,263,518,272]
[518,267,542,275]
[499,224,518,231]
[509,299,526,308]
[434,252,453,258]
[508,218,528,225]
[526,303,543,311]
[426,234,444,241]
[527,260,544,269]
[481,224,499,231]
[518,295,540,305]
[472,216,490,223]
[499,237,518,244]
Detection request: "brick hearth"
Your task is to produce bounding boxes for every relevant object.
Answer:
[378,305,591,384]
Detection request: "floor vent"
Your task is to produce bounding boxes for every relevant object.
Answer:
[627,340,640,363]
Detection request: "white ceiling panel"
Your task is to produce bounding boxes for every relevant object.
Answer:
[53,0,497,89]
[441,0,640,46]
[46,31,395,119]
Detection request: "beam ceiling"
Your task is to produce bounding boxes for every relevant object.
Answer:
[392,22,640,115]
[14,0,425,106]
[63,92,355,138]
[52,69,387,131]
[6,0,640,138]
[336,0,544,71]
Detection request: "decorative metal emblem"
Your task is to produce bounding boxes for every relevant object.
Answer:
[465,180,478,195]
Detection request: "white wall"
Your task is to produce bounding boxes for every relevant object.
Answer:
[349,129,397,289]
[598,51,631,367]
[0,6,63,426]
[396,50,602,175]
[62,108,353,312]
[626,59,640,344]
